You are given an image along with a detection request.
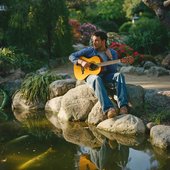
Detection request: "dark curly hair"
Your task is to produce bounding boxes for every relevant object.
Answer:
[92,31,108,41]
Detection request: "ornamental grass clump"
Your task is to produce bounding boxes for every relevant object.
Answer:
[109,42,144,65]
[20,73,63,104]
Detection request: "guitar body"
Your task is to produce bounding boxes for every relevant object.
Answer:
[73,55,134,80]
[74,56,102,80]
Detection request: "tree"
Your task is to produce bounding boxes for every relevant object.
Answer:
[4,0,72,61]
[0,0,10,47]
[142,0,170,29]
[123,0,141,19]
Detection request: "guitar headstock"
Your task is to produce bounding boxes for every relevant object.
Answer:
[120,56,134,64]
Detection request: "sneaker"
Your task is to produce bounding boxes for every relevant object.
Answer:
[106,108,118,118]
[119,106,128,114]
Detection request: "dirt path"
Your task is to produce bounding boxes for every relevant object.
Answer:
[55,63,170,91]
[125,74,170,90]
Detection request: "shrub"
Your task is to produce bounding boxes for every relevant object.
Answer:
[0,47,43,73]
[109,42,143,65]
[107,32,126,45]
[78,23,98,45]
[125,17,169,55]
[68,19,81,43]
[148,110,170,124]
[119,21,133,33]
[95,20,118,32]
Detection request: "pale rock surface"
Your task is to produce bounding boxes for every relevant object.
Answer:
[97,114,145,135]
[49,79,76,99]
[150,125,170,149]
[57,84,98,121]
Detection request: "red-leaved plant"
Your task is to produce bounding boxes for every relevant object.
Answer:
[68,19,81,42]
[109,42,144,65]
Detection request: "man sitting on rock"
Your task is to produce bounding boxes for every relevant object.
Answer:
[69,31,128,119]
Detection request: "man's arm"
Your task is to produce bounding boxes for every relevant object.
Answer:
[69,47,93,68]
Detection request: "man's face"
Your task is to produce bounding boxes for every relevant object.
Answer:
[91,35,105,50]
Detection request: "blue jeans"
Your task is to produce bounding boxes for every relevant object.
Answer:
[86,72,128,114]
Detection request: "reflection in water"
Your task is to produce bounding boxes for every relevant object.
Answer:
[127,148,158,170]
[79,138,129,170]
[78,139,170,170]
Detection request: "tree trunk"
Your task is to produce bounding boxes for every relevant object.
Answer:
[142,0,170,29]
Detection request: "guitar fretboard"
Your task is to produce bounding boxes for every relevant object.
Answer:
[96,59,121,67]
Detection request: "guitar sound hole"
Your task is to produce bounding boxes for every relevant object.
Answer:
[90,63,98,71]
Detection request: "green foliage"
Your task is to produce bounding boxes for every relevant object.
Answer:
[142,102,170,125]
[0,47,43,73]
[4,0,73,61]
[67,0,97,22]
[87,0,127,27]
[119,21,133,33]
[95,20,118,32]
[68,0,127,28]
[0,88,9,120]
[95,0,125,21]
[107,32,125,44]
[148,110,170,124]
[125,17,169,55]
[0,88,8,109]
[20,72,63,104]
[122,0,141,19]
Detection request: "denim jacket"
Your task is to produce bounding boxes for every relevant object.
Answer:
[69,47,118,74]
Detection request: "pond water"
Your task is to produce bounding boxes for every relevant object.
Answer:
[0,110,170,170]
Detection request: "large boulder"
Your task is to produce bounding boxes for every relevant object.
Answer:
[150,125,170,149]
[126,84,145,113]
[12,78,75,111]
[12,91,45,111]
[46,83,145,123]
[49,79,76,99]
[87,101,104,125]
[145,90,170,111]
[146,66,170,77]
[97,130,145,146]
[97,114,146,135]
[45,96,62,113]
[161,54,170,70]
[57,84,98,121]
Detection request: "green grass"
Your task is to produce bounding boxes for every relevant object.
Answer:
[20,72,64,104]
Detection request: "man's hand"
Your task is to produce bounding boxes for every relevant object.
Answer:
[77,59,91,68]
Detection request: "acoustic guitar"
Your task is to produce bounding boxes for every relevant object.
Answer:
[74,55,134,80]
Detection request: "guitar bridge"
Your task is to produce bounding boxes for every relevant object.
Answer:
[81,66,84,74]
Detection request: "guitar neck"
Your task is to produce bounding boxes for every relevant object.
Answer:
[97,59,121,67]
